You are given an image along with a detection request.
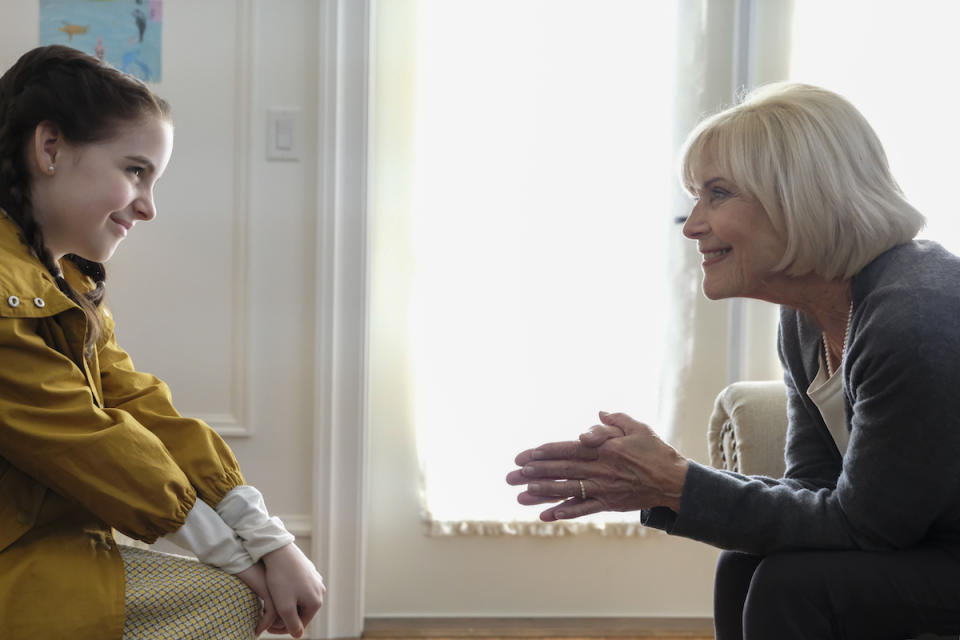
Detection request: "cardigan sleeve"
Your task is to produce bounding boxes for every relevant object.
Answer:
[96,311,245,508]
[0,314,196,543]
[644,288,960,555]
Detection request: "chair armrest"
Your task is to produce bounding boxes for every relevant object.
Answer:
[707,380,788,477]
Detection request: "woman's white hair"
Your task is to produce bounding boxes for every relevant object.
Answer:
[680,82,925,280]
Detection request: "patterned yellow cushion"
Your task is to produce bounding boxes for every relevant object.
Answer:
[120,545,259,640]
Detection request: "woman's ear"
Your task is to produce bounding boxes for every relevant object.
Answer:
[31,121,63,176]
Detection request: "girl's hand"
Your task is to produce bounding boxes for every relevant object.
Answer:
[261,542,326,638]
[233,561,281,636]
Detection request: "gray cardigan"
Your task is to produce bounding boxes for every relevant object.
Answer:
[643,240,960,555]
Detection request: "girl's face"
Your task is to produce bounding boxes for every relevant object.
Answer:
[31,114,174,263]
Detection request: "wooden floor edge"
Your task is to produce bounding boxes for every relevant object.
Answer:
[362,616,714,638]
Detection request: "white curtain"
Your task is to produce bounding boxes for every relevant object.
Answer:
[371,0,703,536]
[368,0,792,537]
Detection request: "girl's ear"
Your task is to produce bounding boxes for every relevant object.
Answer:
[31,121,64,176]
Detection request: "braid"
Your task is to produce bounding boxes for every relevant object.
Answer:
[0,45,168,358]
[5,191,106,359]
[67,254,108,337]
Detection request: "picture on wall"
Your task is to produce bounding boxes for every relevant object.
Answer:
[38,0,163,82]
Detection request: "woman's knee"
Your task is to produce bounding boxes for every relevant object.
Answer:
[714,551,764,640]
[742,553,834,639]
[716,550,762,587]
[748,553,827,607]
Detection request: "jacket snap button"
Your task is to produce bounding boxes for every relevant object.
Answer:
[15,511,30,525]
[33,297,45,308]
[6,295,19,308]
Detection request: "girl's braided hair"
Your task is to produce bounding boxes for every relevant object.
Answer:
[0,45,171,357]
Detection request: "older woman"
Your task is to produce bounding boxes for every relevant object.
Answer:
[506,83,960,639]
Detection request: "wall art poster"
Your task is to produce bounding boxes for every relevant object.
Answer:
[39,0,163,82]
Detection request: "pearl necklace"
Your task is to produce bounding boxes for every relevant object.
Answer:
[823,301,854,378]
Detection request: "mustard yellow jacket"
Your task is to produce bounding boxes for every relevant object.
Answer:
[0,213,245,639]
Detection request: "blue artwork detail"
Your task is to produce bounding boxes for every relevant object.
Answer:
[39,0,163,83]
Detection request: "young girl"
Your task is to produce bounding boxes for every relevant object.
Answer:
[0,45,324,639]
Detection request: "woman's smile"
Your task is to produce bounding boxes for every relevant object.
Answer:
[701,246,732,265]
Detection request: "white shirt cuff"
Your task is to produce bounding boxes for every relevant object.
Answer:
[216,485,295,563]
[163,497,256,574]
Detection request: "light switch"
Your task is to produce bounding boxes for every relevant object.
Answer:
[267,107,300,161]
[276,118,293,150]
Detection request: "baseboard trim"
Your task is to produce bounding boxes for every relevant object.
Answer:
[363,616,714,638]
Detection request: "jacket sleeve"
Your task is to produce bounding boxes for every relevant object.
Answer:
[96,310,245,508]
[0,314,196,543]
[644,290,960,555]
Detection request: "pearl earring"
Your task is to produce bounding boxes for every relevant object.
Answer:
[48,165,55,174]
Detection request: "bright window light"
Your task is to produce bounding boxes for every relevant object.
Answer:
[409,0,679,531]
[790,0,960,255]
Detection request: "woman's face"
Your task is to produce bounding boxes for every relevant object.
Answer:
[682,156,786,301]
[31,114,173,263]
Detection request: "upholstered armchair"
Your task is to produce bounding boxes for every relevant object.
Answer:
[707,380,787,476]
[705,380,955,640]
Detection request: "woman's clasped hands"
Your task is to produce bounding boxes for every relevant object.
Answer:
[506,411,690,521]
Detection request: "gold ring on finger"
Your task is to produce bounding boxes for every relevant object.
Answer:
[578,479,587,500]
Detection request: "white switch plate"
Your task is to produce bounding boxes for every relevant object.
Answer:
[267,107,300,161]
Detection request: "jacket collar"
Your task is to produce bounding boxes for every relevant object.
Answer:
[0,211,78,317]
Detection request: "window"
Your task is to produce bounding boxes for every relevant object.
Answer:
[789,0,960,255]
[370,0,686,534]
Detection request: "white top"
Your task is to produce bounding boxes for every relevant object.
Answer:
[163,485,294,573]
[216,485,296,563]
[164,496,255,574]
[807,349,849,456]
